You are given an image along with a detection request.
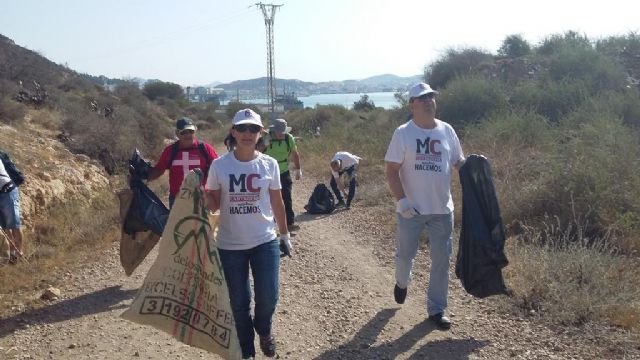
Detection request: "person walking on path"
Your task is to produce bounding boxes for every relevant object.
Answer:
[329,151,361,209]
[207,109,291,360]
[262,118,302,231]
[384,82,465,330]
[147,117,218,208]
[0,155,24,264]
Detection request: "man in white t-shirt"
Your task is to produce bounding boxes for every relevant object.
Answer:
[329,151,361,209]
[384,82,465,330]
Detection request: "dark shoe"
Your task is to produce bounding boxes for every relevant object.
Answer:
[259,335,276,357]
[335,200,345,208]
[428,312,451,330]
[394,284,407,304]
[289,224,300,231]
[8,250,18,265]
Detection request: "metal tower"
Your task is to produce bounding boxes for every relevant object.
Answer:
[256,2,282,116]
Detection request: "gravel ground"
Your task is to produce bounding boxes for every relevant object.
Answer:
[0,177,638,359]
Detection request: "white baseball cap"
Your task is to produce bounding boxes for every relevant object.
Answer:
[232,108,263,127]
[408,82,438,99]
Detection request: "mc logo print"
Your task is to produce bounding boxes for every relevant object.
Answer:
[416,137,441,155]
[228,173,262,193]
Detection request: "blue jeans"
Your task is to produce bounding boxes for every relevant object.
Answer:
[0,187,21,229]
[395,212,453,316]
[218,240,280,358]
[330,165,357,207]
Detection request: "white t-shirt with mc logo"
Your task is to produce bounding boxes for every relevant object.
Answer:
[207,152,281,250]
[384,119,464,215]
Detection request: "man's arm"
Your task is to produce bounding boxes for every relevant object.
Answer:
[385,161,406,201]
[147,167,165,181]
[291,149,301,170]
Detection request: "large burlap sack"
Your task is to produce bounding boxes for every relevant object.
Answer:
[121,170,242,359]
[116,188,161,276]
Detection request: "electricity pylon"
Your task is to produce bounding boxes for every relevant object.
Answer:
[256,2,282,117]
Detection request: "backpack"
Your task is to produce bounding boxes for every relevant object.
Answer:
[268,133,293,153]
[0,151,25,187]
[304,183,335,214]
[167,140,211,173]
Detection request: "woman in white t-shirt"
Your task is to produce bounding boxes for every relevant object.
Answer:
[206,109,291,360]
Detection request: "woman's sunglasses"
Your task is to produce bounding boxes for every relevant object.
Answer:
[415,93,436,102]
[233,124,262,134]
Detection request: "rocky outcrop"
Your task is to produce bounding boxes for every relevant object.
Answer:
[0,123,111,229]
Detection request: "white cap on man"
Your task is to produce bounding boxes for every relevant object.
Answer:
[408,82,438,100]
[232,108,263,127]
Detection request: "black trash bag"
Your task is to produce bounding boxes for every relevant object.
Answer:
[129,148,152,180]
[123,177,169,236]
[455,154,509,298]
[304,183,335,214]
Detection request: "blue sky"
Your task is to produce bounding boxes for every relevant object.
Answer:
[1,0,638,86]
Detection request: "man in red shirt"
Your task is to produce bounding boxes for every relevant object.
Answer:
[148,117,218,208]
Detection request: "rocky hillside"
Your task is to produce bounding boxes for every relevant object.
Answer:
[0,121,110,231]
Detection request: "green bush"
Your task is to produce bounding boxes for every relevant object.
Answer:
[498,34,532,58]
[463,110,556,226]
[426,47,494,89]
[536,31,592,56]
[353,94,376,111]
[547,47,627,92]
[562,88,640,129]
[436,76,509,128]
[510,79,590,122]
[552,114,640,235]
[143,81,184,101]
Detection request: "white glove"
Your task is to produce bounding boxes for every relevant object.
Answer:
[279,233,292,258]
[293,168,302,180]
[396,197,419,219]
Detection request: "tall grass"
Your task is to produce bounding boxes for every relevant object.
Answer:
[0,188,119,316]
[503,214,640,329]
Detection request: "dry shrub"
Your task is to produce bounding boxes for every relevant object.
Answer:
[0,98,27,124]
[28,109,62,130]
[0,189,118,316]
[503,215,640,329]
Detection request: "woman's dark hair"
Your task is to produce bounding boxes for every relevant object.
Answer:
[224,131,236,151]
[225,128,266,152]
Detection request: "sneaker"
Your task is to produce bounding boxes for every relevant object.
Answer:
[288,224,300,231]
[8,250,18,265]
[428,312,452,330]
[394,284,407,304]
[335,201,346,208]
[259,335,276,357]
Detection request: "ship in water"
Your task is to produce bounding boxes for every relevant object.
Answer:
[275,91,303,111]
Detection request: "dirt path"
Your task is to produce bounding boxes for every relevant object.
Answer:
[0,177,636,359]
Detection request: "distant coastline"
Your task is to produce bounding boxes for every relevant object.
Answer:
[221,91,401,110]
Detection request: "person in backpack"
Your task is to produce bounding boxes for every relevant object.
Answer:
[0,152,24,264]
[384,82,465,330]
[329,151,361,209]
[147,117,218,208]
[261,118,301,231]
[206,109,291,360]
